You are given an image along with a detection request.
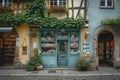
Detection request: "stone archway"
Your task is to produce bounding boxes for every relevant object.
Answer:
[94,26,120,68]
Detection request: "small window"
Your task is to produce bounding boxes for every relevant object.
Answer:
[50,0,66,7]
[100,0,114,8]
[0,0,11,7]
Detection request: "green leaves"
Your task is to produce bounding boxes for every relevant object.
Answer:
[0,12,14,25]
[25,0,46,18]
[37,17,85,29]
[102,17,120,31]
[0,0,85,29]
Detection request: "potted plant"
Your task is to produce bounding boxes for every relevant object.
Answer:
[25,48,43,71]
[76,58,89,71]
[32,48,43,70]
[25,59,36,71]
[88,57,97,71]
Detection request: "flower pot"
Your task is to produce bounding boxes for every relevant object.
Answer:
[36,65,43,70]
[88,62,97,71]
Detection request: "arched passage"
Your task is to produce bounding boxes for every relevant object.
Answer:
[94,26,120,68]
[98,31,114,66]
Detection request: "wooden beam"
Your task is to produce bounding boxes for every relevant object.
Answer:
[84,0,87,20]
[75,0,84,19]
[71,0,74,18]
[69,7,85,9]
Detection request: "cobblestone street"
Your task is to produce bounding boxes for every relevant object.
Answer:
[0,67,120,80]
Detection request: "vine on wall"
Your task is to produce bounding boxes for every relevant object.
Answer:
[0,0,85,28]
[102,17,120,31]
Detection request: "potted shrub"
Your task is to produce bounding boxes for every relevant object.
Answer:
[88,57,97,71]
[25,48,43,71]
[32,48,43,70]
[76,58,89,71]
[25,59,36,71]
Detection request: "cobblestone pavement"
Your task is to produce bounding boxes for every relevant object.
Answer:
[0,67,120,80]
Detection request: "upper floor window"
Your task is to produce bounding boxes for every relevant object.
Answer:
[100,0,114,8]
[50,0,66,7]
[0,0,11,7]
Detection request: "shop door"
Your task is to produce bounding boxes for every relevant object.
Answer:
[98,31,114,66]
[57,41,68,67]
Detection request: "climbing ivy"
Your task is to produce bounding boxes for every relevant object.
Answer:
[102,17,120,31]
[0,0,85,28]
[25,0,46,18]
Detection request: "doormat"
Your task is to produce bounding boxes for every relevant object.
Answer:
[48,70,56,73]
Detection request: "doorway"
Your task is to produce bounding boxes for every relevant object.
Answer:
[98,31,114,66]
[57,41,68,67]
[0,32,16,67]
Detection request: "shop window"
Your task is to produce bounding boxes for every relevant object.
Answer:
[99,0,114,8]
[50,0,66,7]
[0,0,11,7]
[41,31,56,54]
[70,32,79,54]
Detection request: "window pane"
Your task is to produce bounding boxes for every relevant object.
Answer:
[107,0,112,6]
[70,32,79,53]
[0,0,2,6]
[63,2,66,5]
[59,0,66,6]
[100,0,105,6]
[41,31,56,54]
[50,2,53,6]
[54,2,57,5]
[59,2,62,5]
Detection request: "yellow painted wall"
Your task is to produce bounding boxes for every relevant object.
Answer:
[15,24,29,64]
[30,34,38,57]
[80,27,88,56]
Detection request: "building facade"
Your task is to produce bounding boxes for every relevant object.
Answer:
[0,0,120,68]
[88,0,120,68]
[0,0,87,68]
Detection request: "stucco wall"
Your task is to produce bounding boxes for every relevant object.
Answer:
[88,0,120,55]
[16,24,29,64]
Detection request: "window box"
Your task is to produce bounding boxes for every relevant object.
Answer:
[48,6,68,13]
[0,6,12,12]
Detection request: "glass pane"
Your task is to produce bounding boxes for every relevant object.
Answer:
[100,0,105,6]
[41,31,56,54]
[59,2,62,5]
[70,32,79,53]
[107,0,112,6]
[0,0,2,3]
[54,2,57,5]
[59,42,66,57]
[63,2,66,5]
[50,2,53,6]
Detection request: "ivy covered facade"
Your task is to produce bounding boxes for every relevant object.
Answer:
[0,0,120,69]
[0,0,87,68]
